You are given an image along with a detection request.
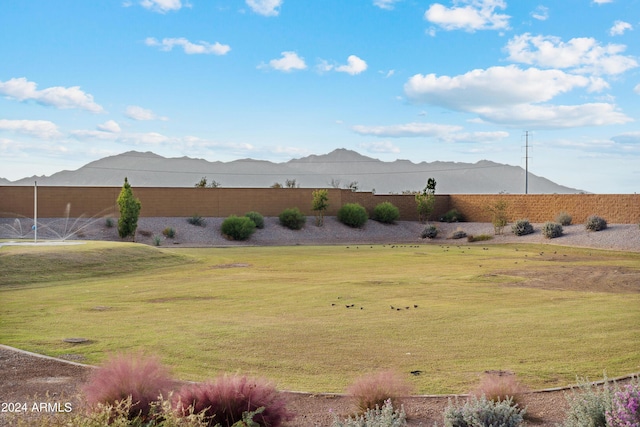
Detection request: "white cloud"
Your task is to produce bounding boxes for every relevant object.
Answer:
[352,122,462,137]
[531,5,549,21]
[505,33,638,75]
[335,55,368,75]
[424,0,510,32]
[359,141,401,154]
[97,120,121,133]
[263,51,307,72]
[125,105,168,121]
[609,20,632,36]
[474,103,632,129]
[592,0,613,4]
[0,119,62,139]
[145,37,231,55]
[634,83,640,94]
[0,77,104,113]
[404,65,632,129]
[246,0,282,16]
[405,65,596,109]
[373,0,401,10]
[140,0,183,13]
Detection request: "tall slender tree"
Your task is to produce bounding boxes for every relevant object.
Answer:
[117,177,142,240]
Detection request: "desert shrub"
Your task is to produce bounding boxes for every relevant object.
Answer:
[487,199,509,235]
[443,395,526,427]
[586,215,607,232]
[471,372,527,407]
[331,399,407,427]
[105,217,115,228]
[338,203,369,228]
[440,209,465,223]
[606,383,640,427]
[556,211,572,226]
[542,222,563,239]
[511,219,534,236]
[451,229,467,239]
[346,371,413,414]
[245,211,265,229]
[221,215,256,241]
[82,352,174,421]
[187,214,206,227]
[279,207,306,230]
[420,224,438,239]
[153,235,162,246]
[138,229,153,237]
[467,234,493,242]
[415,178,436,223]
[175,375,293,427]
[163,227,176,238]
[372,202,400,224]
[558,377,617,427]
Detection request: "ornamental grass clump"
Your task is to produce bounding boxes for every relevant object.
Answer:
[606,383,640,427]
[338,203,369,228]
[542,222,563,239]
[221,215,256,241]
[82,352,175,421]
[443,395,526,427]
[511,219,534,236]
[372,202,400,224]
[174,375,293,427]
[586,215,607,232]
[471,372,528,407]
[331,399,407,427]
[346,371,413,414]
[555,211,572,226]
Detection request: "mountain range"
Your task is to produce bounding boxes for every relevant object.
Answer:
[1,149,584,194]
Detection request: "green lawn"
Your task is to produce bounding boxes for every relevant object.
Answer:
[1,241,638,394]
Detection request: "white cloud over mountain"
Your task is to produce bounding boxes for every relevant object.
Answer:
[0,77,104,113]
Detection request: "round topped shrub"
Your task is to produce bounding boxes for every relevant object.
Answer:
[338,203,368,228]
[372,201,400,224]
[279,207,306,230]
[221,215,256,241]
[512,219,534,236]
[586,215,607,231]
[245,211,265,229]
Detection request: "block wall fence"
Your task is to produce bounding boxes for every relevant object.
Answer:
[1,186,639,224]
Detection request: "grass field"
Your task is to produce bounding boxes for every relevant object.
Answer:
[1,241,639,394]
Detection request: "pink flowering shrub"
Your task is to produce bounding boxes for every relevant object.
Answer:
[82,352,174,420]
[174,374,293,427]
[606,384,640,427]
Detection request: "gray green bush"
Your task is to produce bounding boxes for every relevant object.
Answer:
[443,396,526,427]
[542,222,563,239]
[331,399,406,427]
[420,224,438,239]
[187,214,206,227]
[511,219,534,236]
[586,215,607,232]
[558,378,616,427]
[555,211,572,226]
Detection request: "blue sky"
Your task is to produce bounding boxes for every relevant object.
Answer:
[1,0,639,193]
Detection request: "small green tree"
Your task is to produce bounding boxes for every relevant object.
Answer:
[311,189,329,226]
[117,177,141,240]
[415,178,436,223]
[194,176,221,188]
[487,199,509,235]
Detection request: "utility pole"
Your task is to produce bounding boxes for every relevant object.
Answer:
[524,131,530,195]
